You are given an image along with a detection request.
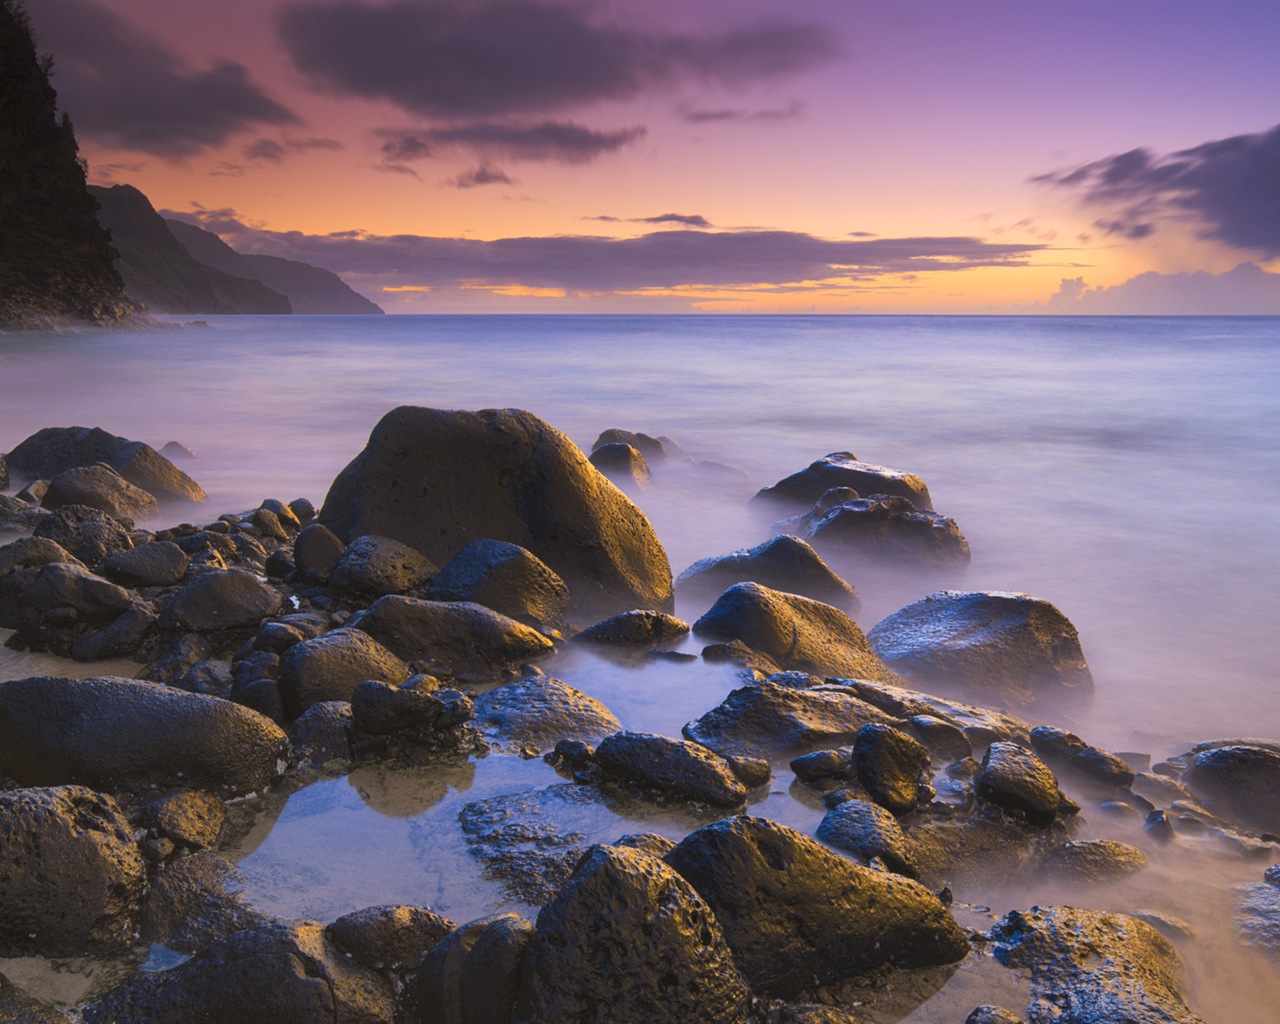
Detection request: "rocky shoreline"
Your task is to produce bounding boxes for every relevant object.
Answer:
[1,408,1277,1023]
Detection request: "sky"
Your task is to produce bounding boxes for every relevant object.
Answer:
[24,0,1280,314]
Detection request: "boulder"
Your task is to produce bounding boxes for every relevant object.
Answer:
[588,442,651,488]
[471,675,620,754]
[349,596,554,674]
[0,675,290,798]
[573,609,689,646]
[788,493,970,568]
[591,428,675,461]
[32,504,133,564]
[277,627,410,717]
[427,539,569,629]
[139,852,268,953]
[842,678,1031,747]
[16,561,136,623]
[349,680,480,762]
[988,906,1203,1024]
[1040,840,1148,884]
[5,426,206,502]
[693,582,895,681]
[42,463,158,520]
[159,569,283,632]
[852,722,932,814]
[676,535,859,613]
[292,522,346,580]
[0,786,146,957]
[1237,871,1280,962]
[665,816,968,998]
[143,789,226,850]
[755,452,933,511]
[288,701,353,769]
[99,540,190,587]
[976,742,1063,826]
[594,731,747,807]
[326,904,455,972]
[515,844,752,1024]
[868,591,1093,706]
[1180,742,1280,834]
[685,682,892,759]
[318,406,673,617]
[329,533,437,598]
[411,913,531,1024]
[0,536,83,577]
[904,816,1040,890]
[816,798,918,877]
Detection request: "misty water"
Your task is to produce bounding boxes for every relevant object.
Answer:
[2,314,1278,1019]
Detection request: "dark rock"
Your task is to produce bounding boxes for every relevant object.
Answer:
[592,428,674,461]
[159,569,283,632]
[148,632,215,683]
[726,753,772,787]
[988,906,1203,1024]
[16,560,135,623]
[573,609,689,646]
[160,441,198,461]
[264,546,294,578]
[352,679,460,735]
[904,816,1040,890]
[427,539,569,630]
[755,452,934,511]
[1029,725,1087,760]
[868,591,1093,706]
[0,675,290,798]
[676,535,859,613]
[1144,809,1176,843]
[693,582,894,681]
[144,789,225,850]
[0,452,6,490]
[292,521,345,580]
[32,504,133,564]
[854,722,932,814]
[700,637,787,675]
[253,611,329,654]
[965,1008,1025,1024]
[287,700,352,769]
[350,680,479,761]
[595,731,747,807]
[665,816,968,998]
[1237,876,1280,962]
[685,681,892,759]
[1068,746,1136,788]
[472,675,620,754]
[349,595,554,674]
[515,844,751,1024]
[232,678,286,725]
[42,463,158,520]
[0,536,84,576]
[290,497,316,522]
[613,832,677,857]
[82,918,396,1024]
[0,786,145,957]
[976,742,1062,826]
[6,426,206,502]
[412,913,532,1024]
[318,406,673,617]
[329,533,436,598]
[173,657,233,696]
[588,441,651,488]
[905,714,972,762]
[326,904,455,971]
[845,678,1031,747]
[1040,839,1148,883]
[816,798,918,877]
[16,480,49,504]
[791,493,970,568]
[277,626,409,717]
[1180,742,1280,833]
[99,540,190,587]
[790,746,854,782]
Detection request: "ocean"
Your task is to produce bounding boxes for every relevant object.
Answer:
[2,314,1278,1018]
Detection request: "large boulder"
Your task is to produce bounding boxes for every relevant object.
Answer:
[0,786,146,957]
[319,406,673,617]
[755,452,933,511]
[594,731,748,807]
[159,569,284,632]
[99,540,191,587]
[1179,741,1280,834]
[665,816,968,998]
[0,676,290,798]
[676,535,858,613]
[42,464,158,521]
[277,627,410,718]
[515,844,752,1024]
[5,426,206,502]
[327,904,456,973]
[427,539,569,630]
[693,582,895,681]
[32,504,133,564]
[471,675,620,753]
[410,913,531,1024]
[328,534,436,599]
[787,493,970,568]
[868,591,1093,706]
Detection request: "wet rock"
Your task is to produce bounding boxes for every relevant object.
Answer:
[99,540,190,587]
[472,675,620,754]
[82,918,396,1024]
[693,582,895,681]
[32,504,133,564]
[868,591,1093,706]
[349,596,555,675]
[329,533,436,598]
[965,1009,1024,1024]
[159,568,283,632]
[350,680,480,762]
[727,753,772,787]
[755,452,934,511]
[318,406,674,617]
[515,844,751,1024]
[253,611,329,654]
[988,905,1203,1024]
[233,678,286,724]
[588,441,651,488]
[288,700,353,769]
[327,904,455,972]
[816,798,918,877]
[675,534,859,613]
[573,609,689,646]
[0,536,83,576]
[976,742,1062,826]
[172,657,233,696]
[6,426,206,503]
[144,789,225,850]
[1237,872,1280,962]
[791,746,854,782]
[854,722,932,814]
[16,560,136,623]
[595,731,747,807]
[0,675,291,798]
[141,851,267,952]
[411,913,531,1024]
[665,816,968,998]
[43,463,158,520]
[904,816,1040,890]
[789,493,970,568]
[592,428,675,462]
[427,539,569,631]
[1180,742,1280,834]
[1028,725,1086,760]
[0,786,146,957]
[904,714,972,762]
[1067,746,1136,788]
[1040,839,1148,884]
[614,832,677,857]
[277,626,410,717]
[700,637,786,675]
[845,679,1031,747]
[148,632,215,683]
[685,681,892,759]
[292,521,345,580]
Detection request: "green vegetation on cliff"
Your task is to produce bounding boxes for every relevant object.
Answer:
[0,0,136,329]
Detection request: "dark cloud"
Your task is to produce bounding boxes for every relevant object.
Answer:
[449,164,518,189]
[587,213,712,228]
[28,0,298,157]
[244,136,344,162]
[163,210,1045,294]
[1045,263,1280,315]
[1038,123,1280,257]
[680,101,804,125]
[277,1,837,120]
[377,121,644,166]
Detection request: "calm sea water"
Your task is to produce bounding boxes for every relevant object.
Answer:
[2,314,1278,1018]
